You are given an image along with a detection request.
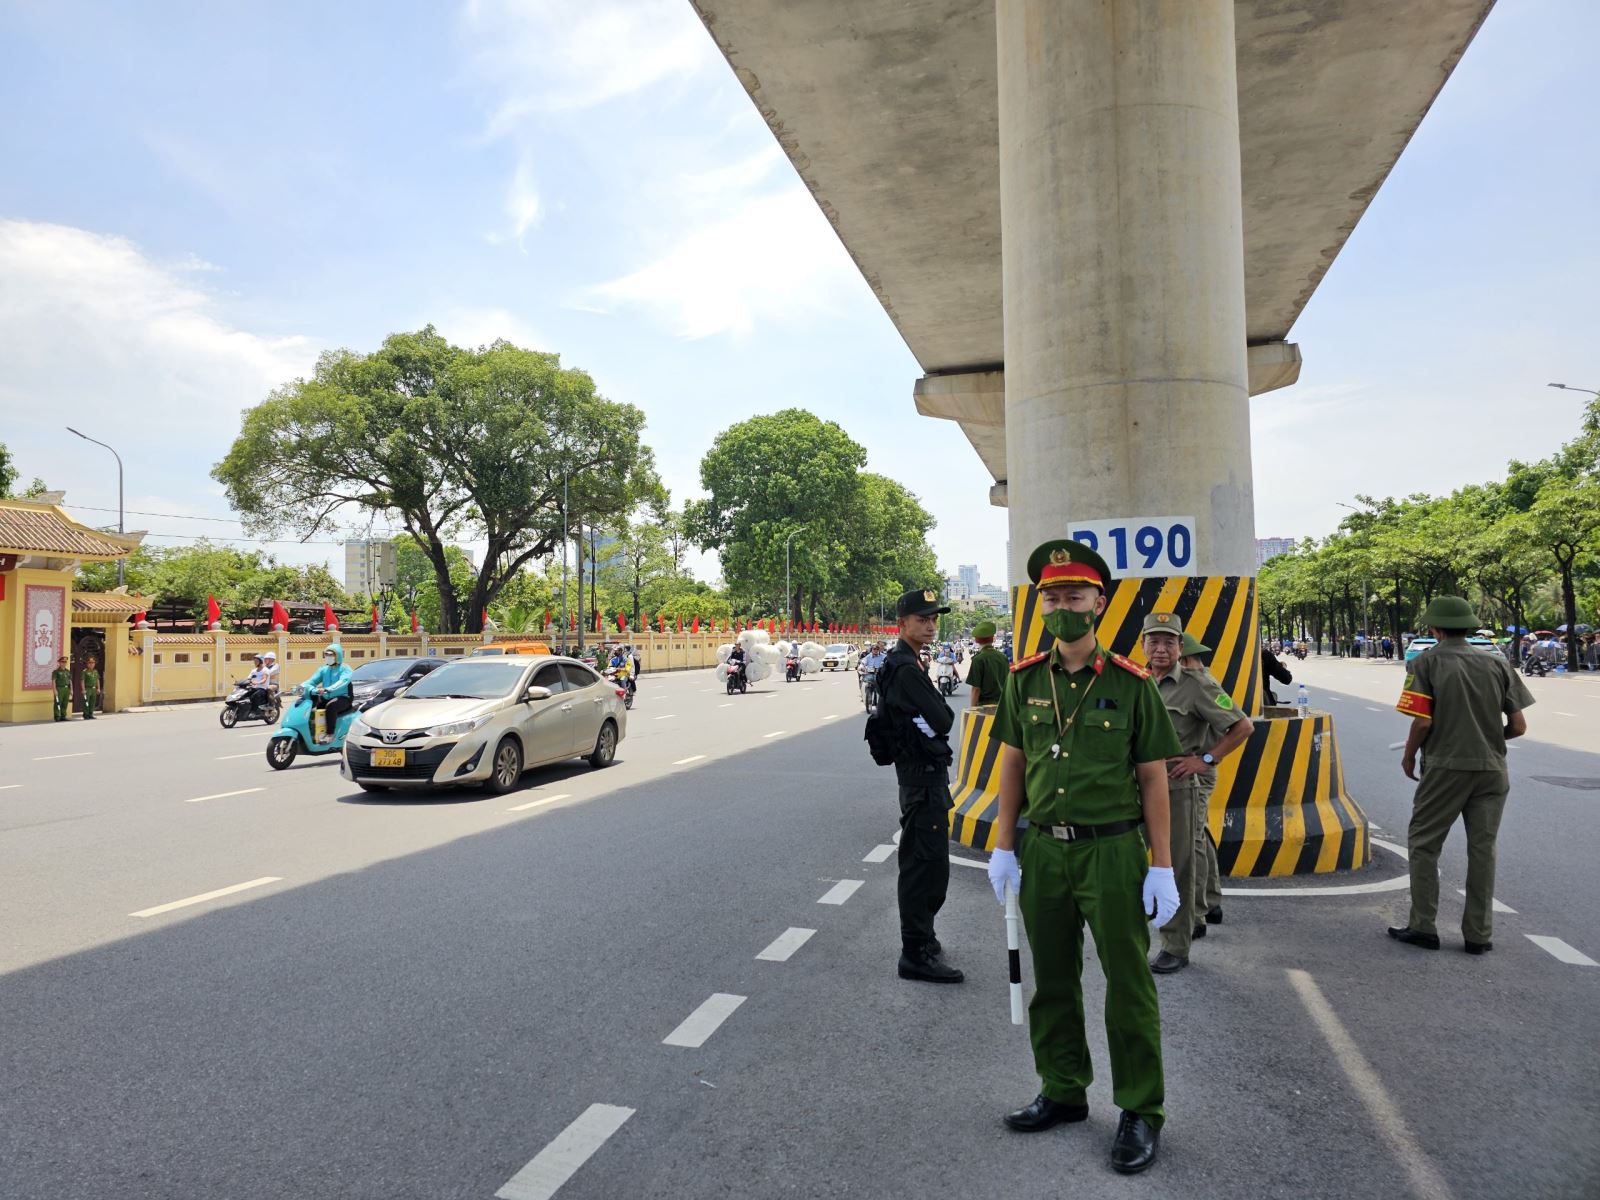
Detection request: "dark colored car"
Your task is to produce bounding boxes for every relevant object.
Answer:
[350,656,446,711]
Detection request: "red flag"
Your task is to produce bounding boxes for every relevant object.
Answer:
[324,602,339,630]
[595,611,603,634]
[659,613,667,633]
[691,616,699,634]
[271,599,290,631]
[676,614,682,633]
[481,607,488,627]
[544,609,551,630]
[411,609,419,633]
[371,603,378,629]
[618,611,627,632]
[206,594,221,627]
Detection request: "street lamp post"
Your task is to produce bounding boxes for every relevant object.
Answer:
[1548,382,1600,397]
[66,426,125,586]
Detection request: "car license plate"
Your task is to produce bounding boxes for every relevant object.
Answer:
[371,748,406,767]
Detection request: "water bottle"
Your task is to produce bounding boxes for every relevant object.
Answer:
[1296,683,1310,719]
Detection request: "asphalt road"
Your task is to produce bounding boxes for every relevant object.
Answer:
[2,656,1596,1199]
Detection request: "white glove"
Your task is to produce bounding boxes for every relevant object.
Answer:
[912,715,935,737]
[1144,866,1180,928]
[987,848,1021,906]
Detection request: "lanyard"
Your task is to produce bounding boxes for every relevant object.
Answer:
[1046,662,1099,757]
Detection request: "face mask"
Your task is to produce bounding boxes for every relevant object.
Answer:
[1042,608,1096,643]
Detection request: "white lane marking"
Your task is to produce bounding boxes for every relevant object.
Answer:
[496,1103,635,1200]
[950,856,986,870]
[130,876,282,918]
[185,787,265,804]
[756,927,816,962]
[1223,837,1410,896]
[215,752,261,760]
[1525,935,1598,966]
[762,730,786,739]
[1287,969,1456,1200]
[662,993,746,1048]
[0,784,21,791]
[1373,837,1408,860]
[1455,888,1515,914]
[821,713,837,720]
[817,879,864,905]
[1387,742,1406,750]
[672,755,706,765]
[1552,710,1577,717]
[1365,706,1384,712]
[652,714,675,721]
[718,703,733,708]
[507,793,572,813]
[863,844,895,863]
[33,752,94,761]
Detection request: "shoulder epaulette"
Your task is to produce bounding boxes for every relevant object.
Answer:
[1010,651,1048,673]
[1109,652,1150,679]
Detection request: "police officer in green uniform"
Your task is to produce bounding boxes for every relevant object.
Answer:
[51,655,72,721]
[1142,614,1253,972]
[881,587,963,984]
[81,654,101,719]
[986,540,1182,1175]
[1180,632,1226,930]
[1391,596,1533,953]
[965,620,1007,707]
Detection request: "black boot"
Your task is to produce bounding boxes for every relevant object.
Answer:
[897,947,963,983]
[1002,1094,1088,1132]
[1110,1111,1159,1174]
[1205,906,1224,925]
[1387,926,1440,950]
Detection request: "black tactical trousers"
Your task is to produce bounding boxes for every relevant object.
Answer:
[897,776,952,954]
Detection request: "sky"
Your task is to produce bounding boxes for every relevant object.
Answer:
[1,0,1595,594]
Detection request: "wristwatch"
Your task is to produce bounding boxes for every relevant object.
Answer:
[1201,752,1216,766]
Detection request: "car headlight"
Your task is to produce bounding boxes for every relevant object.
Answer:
[426,714,493,738]
[349,717,371,739]
[352,683,380,697]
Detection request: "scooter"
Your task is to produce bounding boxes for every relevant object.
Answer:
[860,668,878,712]
[266,685,360,770]
[785,655,801,683]
[604,668,636,710]
[1522,657,1550,678]
[726,662,749,695]
[935,659,958,696]
[221,681,280,728]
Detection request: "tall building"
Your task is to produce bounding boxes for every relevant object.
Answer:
[975,583,1010,611]
[958,563,979,597]
[945,573,968,600]
[343,538,396,595]
[1255,537,1296,568]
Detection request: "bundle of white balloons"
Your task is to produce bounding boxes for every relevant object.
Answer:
[715,629,825,684]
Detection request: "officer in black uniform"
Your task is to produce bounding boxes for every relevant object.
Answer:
[881,587,963,984]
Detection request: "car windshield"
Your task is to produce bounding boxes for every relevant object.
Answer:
[826,645,848,654]
[400,661,525,700]
[350,658,418,682]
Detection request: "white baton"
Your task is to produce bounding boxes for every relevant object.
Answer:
[1004,882,1024,1025]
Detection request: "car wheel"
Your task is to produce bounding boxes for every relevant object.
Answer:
[266,737,297,770]
[589,720,617,769]
[486,737,523,794]
[219,706,238,729]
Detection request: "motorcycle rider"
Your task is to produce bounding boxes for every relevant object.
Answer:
[244,654,272,711]
[859,642,888,706]
[262,651,280,694]
[305,643,354,743]
[726,640,749,688]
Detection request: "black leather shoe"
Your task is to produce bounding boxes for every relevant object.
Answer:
[1464,940,1493,955]
[1387,926,1440,950]
[927,937,942,958]
[1002,1094,1088,1133]
[1150,950,1188,974]
[1205,906,1224,925]
[1110,1111,1159,1174]
[898,950,963,983]
[1191,924,1207,939]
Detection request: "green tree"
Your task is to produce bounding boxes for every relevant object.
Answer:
[0,442,16,497]
[1527,475,1600,669]
[601,516,675,631]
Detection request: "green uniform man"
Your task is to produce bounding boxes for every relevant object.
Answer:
[1180,632,1226,927]
[51,655,72,721]
[1141,615,1253,972]
[986,539,1182,1176]
[1391,596,1533,953]
[965,620,1007,707]
[81,655,100,720]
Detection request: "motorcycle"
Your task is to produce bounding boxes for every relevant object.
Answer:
[785,654,801,683]
[220,681,280,728]
[1522,657,1550,678]
[860,667,878,712]
[725,660,749,695]
[604,668,637,709]
[934,659,958,696]
[266,685,359,770]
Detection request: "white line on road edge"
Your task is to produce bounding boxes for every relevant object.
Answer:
[1219,838,1411,897]
[1287,969,1456,1200]
[130,876,282,918]
[496,1104,635,1200]
[507,793,572,813]
[762,730,786,739]
[185,787,265,804]
[215,752,261,761]
[33,752,94,761]
[662,993,746,1048]
[756,927,816,962]
[1525,935,1598,966]
[1455,888,1515,914]
[1373,837,1409,859]
[818,879,864,905]
[672,755,706,765]
[863,844,895,863]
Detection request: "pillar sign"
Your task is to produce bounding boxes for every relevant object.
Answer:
[1065,516,1196,579]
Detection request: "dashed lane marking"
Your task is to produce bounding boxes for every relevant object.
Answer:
[496,1103,635,1200]
[215,752,261,760]
[1365,706,1384,712]
[130,876,282,918]
[821,714,837,720]
[507,793,572,813]
[1552,710,1577,717]
[863,844,895,863]
[817,879,864,905]
[762,730,787,739]
[1288,969,1456,1200]
[756,927,816,962]
[718,703,733,709]
[672,755,706,765]
[662,993,746,1048]
[1456,888,1515,914]
[0,784,21,791]
[185,787,265,804]
[652,714,675,720]
[33,752,94,761]
[950,855,986,870]
[1526,935,1598,966]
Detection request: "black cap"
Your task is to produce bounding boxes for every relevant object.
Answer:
[895,587,950,618]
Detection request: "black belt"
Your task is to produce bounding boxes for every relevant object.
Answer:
[1031,817,1142,843]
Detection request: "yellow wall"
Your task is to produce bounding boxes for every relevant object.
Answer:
[0,568,74,722]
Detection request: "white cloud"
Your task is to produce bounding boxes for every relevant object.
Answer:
[432,305,546,351]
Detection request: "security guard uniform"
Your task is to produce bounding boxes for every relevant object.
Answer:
[880,588,960,982]
[1393,596,1533,949]
[995,542,1181,1136]
[1144,614,1244,966]
[81,660,100,719]
[51,657,72,721]
[1181,632,1226,924]
[964,620,1007,707]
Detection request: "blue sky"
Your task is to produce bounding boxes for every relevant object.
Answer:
[1,0,1595,592]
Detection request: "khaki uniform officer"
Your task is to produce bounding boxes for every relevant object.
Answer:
[1142,614,1253,972]
[986,540,1182,1175]
[965,620,1008,707]
[1180,632,1226,930]
[1391,596,1533,954]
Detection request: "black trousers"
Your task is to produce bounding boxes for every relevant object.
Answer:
[897,781,952,953]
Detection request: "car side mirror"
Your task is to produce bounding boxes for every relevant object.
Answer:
[522,685,552,703]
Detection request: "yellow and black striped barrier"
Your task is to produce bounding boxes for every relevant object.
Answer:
[949,706,1369,876]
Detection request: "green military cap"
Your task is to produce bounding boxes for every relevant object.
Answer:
[1418,595,1480,631]
[1026,538,1113,592]
[1140,611,1183,637]
[1181,631,1211,658]
[895,587,950,618]
[972,620,997,641]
